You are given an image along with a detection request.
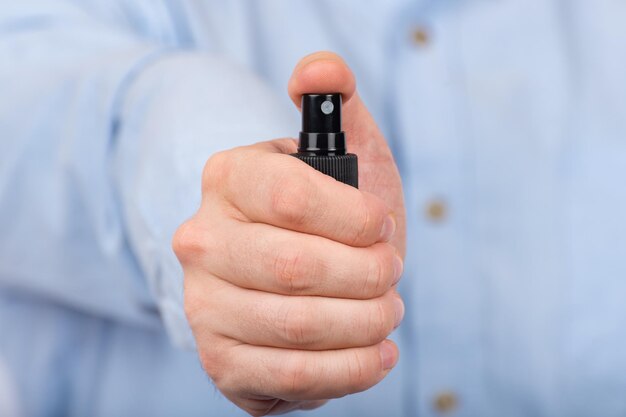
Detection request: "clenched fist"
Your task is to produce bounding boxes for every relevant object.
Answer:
[173,52,407,416]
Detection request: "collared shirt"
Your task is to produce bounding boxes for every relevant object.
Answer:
[1,0,625,416]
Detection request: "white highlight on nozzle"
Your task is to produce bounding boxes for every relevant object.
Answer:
[321,100,334,115]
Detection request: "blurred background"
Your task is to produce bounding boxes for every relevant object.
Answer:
[1,1,625,416]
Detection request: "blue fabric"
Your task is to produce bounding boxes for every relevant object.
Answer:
[1,0,625,416]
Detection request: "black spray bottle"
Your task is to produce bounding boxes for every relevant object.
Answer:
[292,93,358,188]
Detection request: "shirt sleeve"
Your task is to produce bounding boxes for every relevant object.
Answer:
[0,1,298,348]
[112,52,298,347]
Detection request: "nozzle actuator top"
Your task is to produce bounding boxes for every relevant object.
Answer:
[301,93,342,133]
[298,94,346,155]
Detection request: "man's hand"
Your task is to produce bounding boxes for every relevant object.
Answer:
[173,52,406,416]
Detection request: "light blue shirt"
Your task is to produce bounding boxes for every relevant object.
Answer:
[1,1,625,416]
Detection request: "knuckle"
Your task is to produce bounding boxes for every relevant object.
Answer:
[172,219,206,264]
[272,247,311,294]
[366,300,393,344]
[269,174,313,226]
[345,350,369,392]
[357,202,374,243]
[276,301,319,348]
[201,150,233,192]
[363,251,387,298]
[182,277,211,323]
[198,346,226,385]
[277,355,313,399]
[345,196,374,246]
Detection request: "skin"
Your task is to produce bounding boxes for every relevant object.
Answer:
[172,51,407,416]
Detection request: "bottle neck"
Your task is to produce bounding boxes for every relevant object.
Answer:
[297,131,346,156]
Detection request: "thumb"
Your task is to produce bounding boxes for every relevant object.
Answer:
[287,51,394,164]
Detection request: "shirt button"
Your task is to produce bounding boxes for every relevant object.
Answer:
[425,198,447,223]
[433,391,459,414]
[410,25,431,47]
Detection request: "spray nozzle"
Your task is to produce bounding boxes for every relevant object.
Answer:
[292,93,358,187]
[298,93,346,155]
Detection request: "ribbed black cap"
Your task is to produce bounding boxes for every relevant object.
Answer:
[292,93,358,188]
[293,154,358,188]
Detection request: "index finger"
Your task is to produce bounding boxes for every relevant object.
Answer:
[213,146,395,247]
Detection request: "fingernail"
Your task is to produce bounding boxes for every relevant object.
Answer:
[380,215,396,242]
[394,296,405,328]
[379,340,398,370]
[392,256,404,285]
